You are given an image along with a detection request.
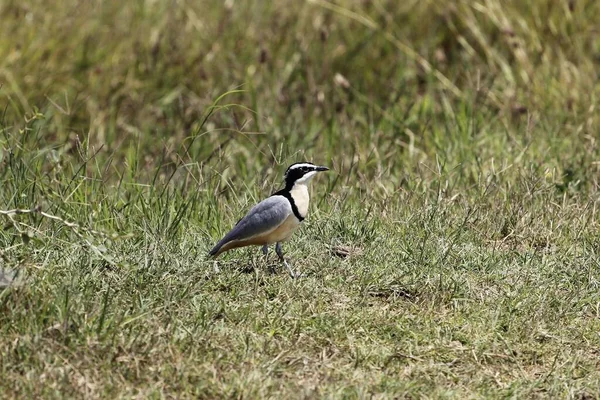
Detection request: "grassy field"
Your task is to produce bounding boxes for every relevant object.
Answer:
[1,0,600,398]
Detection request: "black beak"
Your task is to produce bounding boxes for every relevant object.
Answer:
[316,166,329,172]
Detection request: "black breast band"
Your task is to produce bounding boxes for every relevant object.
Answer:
[272,190,304,221]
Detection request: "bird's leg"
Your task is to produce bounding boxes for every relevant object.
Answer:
[263,244,276,274]
[276,242,297,278]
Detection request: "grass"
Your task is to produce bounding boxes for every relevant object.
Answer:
[1,0,600,398]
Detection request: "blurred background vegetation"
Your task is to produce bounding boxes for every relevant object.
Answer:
[2,0,599,192]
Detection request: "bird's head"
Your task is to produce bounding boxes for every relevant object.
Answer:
[285,162,329,186]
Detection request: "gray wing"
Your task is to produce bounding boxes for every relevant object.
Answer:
[209,195,292,256]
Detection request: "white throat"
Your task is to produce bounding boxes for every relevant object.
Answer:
[295,170,317,184]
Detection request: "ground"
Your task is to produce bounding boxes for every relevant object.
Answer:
[1,1,599,398]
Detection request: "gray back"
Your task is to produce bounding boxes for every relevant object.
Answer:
[211,195,292,252]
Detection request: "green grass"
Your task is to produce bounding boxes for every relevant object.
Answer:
[1,0,600,398]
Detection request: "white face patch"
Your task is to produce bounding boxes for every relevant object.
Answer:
[295,170,317,184]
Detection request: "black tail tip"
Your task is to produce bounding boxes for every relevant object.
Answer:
[208,246,220,257]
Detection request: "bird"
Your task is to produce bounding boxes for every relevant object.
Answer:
[208,162,330,277]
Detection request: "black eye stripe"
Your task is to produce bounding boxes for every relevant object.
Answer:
[286,164,316,175]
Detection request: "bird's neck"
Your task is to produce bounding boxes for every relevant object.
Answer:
[288,182,310,218]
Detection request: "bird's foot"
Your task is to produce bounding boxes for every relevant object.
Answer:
[282,260,302,279]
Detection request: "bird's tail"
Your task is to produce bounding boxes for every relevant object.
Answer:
[208,244,222,257]
[208,238,227,257]
[209,227,239,257]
